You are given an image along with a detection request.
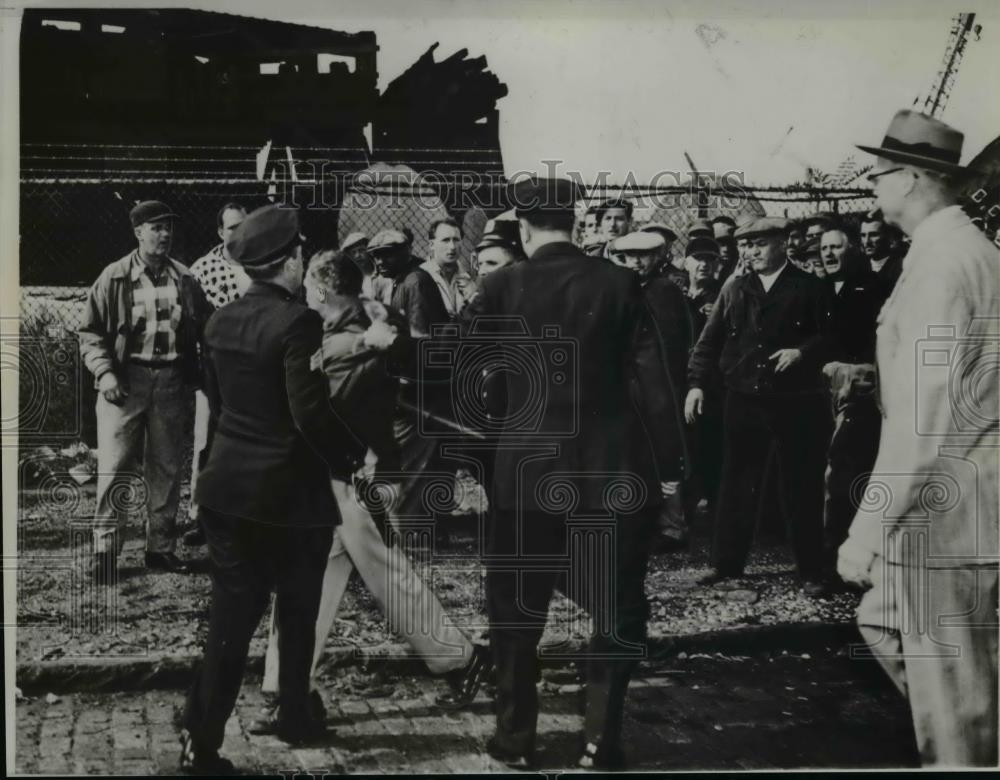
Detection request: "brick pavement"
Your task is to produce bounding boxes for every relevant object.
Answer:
[14,649,919,774]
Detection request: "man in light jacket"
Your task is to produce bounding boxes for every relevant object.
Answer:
[842,110,999,767]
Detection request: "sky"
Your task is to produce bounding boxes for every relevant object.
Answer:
[19,0,1000,185]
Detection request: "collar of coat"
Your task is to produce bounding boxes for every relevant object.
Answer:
[529,241,586,262]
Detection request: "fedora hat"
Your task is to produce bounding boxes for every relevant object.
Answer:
[857,109,972,175]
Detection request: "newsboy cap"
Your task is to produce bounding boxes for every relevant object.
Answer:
[710,215,737,228]
[733,216,789,241]
[510,177,583,218]
[687,219,713,238]
[341,231,368,251]
[685,236,721,257]
[803,211,838,230]
[367,228,409,253]
[802,235,821,258]
[613,231,664,254]
[641,222,678,242]
[225,204,302,267]
[130,200,178,228]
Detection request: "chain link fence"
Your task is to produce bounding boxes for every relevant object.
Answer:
[16,159,877,448]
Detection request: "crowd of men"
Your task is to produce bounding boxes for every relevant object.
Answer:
[76,109,998,772]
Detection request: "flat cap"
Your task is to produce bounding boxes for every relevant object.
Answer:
[509,177,584,218]
[341,231,368,251]
[685,236,721,257]
[803,211,838,229]
[802,235,822,257]
[710,214,737,228]
[613,231,664,254]
[687,219,713,238]
[733,216,789,241]
[641,222,678,242]
[225,204,301,267]
[477,215,521,251]
[130,200,178,228]
[367,228,409,253]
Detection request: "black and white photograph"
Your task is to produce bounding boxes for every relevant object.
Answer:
[2,0,999,775]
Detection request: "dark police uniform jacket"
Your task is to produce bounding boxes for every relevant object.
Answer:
[460,241,686,514]
[688,263,833,396]
[195,282,365,527]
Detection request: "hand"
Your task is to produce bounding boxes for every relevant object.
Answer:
[362,320,398,351]
[769,348,802,373]
[661,481,679,499]
[684,388,704,424]
[98,372,126,405]
[837,536,877,589]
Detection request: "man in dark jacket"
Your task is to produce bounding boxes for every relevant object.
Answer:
[818,227,887,580]
[614,229,694,551]
[461,178,686,769]
[367,227,455,521]
[685,217,834,596]
[179,205,364,774]
[860,209,904,295]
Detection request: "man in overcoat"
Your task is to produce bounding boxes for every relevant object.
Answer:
[460,177,686,769]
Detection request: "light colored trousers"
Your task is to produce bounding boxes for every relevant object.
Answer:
[262,477,472,693]
[93,363,189,556]
[858,560,999,767]
[187,390,211,521]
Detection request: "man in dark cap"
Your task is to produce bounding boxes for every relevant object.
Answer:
[368,228,448,336]
[803,211,839,245]
[711,214,737,239]
[474,213,526,279]
[178,204,365,772]
[462,177,685,769]
[685,217,834,597]
[80,200,212,579]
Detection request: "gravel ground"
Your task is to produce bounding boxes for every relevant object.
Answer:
[16,480,859,664]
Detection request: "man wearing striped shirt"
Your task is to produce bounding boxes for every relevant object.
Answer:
[79,200,212,579]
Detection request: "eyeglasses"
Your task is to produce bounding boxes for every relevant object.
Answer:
[866,167,903,184]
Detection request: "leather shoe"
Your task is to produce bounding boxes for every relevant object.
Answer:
[486,736,534,769]
[182,525,206,547]
[248,693,327,742]
[179,729,237,775]
[696,568,740,586]
[436,644,492,710]
[145,552,191,574]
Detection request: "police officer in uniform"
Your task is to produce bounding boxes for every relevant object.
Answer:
[179,205,364,773]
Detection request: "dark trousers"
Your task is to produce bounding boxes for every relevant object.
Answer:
[182,508,332,753]
[692,389,725,511]
[712,391,831,578]
[823,395,881,569]
[486,507,657,755]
